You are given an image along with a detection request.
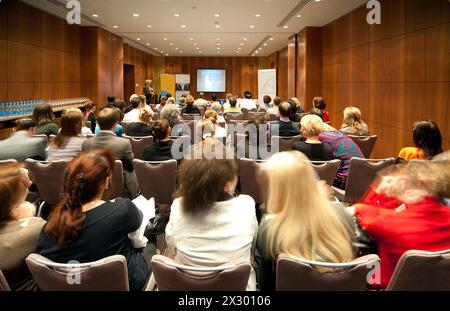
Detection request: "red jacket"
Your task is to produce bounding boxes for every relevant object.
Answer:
[355,189,450,288]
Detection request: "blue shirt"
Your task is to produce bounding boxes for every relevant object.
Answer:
[95,124,123,137]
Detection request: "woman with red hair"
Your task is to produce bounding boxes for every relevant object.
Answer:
[37,148,149,291]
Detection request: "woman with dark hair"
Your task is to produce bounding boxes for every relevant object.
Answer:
[37,148,150,291]
[165,144,258,290]
[0,163,45,291]
[142,119,174,161]
[313,97,330,123]
[47,108,85,161]
[398,120,443,160]
[32,103,59,136]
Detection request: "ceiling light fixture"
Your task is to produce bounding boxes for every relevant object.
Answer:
[174,14,180,17]
[255,14,261,17]
[250,25,254,29]
[147,25,152,28]
[214,14,220,17]
[92,14,99,17]
[170,43,174,46]
[137,38,141,41]
[181,25,187,28]
[163,38,168,41]
[113,25,119,28]
[283,25,288,29]
[215,25,220,28]
[297,14,302,18]
[133,13,139,17]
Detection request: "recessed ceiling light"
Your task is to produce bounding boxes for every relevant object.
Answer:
[170,43,174,46]
[217,43,221,46]
[154,48,158,50]
[240,43,244,45]
[181,25,187,28]
[297,14,302,18]
[238,47,242,50]
[133,13,139,17]
[255,14,261,17]
[137,38,141,41]
[161,51,164,53]
[214,14,220,17]
[196,47,200,50]
[315,0,322,2]
[189,37,194,40]
[217,47,220,50]
[175,47,179,50]
[113,25,119,28]
[174,14,180,17]
[179,51,183,53]
[263,43,267,46]
[92,14,99,18]
[166,54,169,56]
[270,37,274,40]
[163,38,168,41]
[147,25,152,28]
[250,25,254,28]
[193,43,197,46]
[217,38,220,41]
[243,38,247,41]
[283,25,288,29]
[215,25,220,28]
[146,43,150,46]
[259,47,262,50]
[255,51,258,54]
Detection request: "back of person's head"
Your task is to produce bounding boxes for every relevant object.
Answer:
[131,97,142,109]
[139,95,146,105]
[177,146,237,214]
[160,104,180,126]
[273,97,282,107]
[52,108,83,149]
[0,163,32,225]
[204,109,218,125]
[244,91,252,99]
[145,79,152,87]
[226,93,233,100]
[279,102,292,118]
[196,119,215,141]
[342,107,366,135]
[308,107,324,121]
[160,96,167,104]
[15,118,36,132]
[84,102,96,112]
[97,108,120,131]
[198,92,205,99]
[139,106,154,124]
[185,95,195,106]
[45,148,115,245]
[412,120,443,158]
[107,96,116,103]
[313,97,326,110]
[211,94,217,102]
[300,114,324,138]
[229,96,238,108]
[113,99,125,112]
[167,97,176,105]
[287,99,298,115]
[246,115,267,144]
[152,119,171,141]
[292,97,304,111]
[130,94,139,103]
[263,95,272,104]
[211,102,222,114]
[32,103,54,127]
[260,151,353,261]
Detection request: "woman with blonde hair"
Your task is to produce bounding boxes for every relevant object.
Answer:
[254,151,354,291]
[204,109,227,138]
[195,119,216,143]
[340,107,369,136]
[125,105,154,137]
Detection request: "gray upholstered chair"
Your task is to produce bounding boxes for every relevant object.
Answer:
[311,160,341,186]
[239,158,267,205]
[348,135,378,158]
[25,254,129,291]
[150,255,251,291]
[122,135,154,160]
[276,254,381,291]
[0,270,11,291]
[271,135,302,152]
[386,249,450,291]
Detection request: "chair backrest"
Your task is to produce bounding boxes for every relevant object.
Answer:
[276,254,380,291]
[182,120,197,144]
[0,270,10,291]
[25,253,129,291]
[271,135,302,152]
[102,160,124,201]
[150,255,251,291]
[225,113,246,123]
[239,158,267,204]
[348,135,378,158]
[344,157,395,203]
[25,159,69,205]
[386,249,450,291]
[268,114,279,121]
[182,114,200,121]
[123,135,154,160]
[0,159,17,164]
[241,108,249,119]
[248,111,265,120]
[311,160,341,186]
[133,159,177,205]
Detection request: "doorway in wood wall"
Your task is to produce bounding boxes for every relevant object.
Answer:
[124,64,135,105]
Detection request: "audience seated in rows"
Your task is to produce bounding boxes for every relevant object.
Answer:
[398,120,443,161]
[84,102,97,133]
[261,95,272,110]
[293,115,333,162]
[0,163,45,291]
[340,107,369,136]
[143,119,174,162]
[271,101,300,137]
[36,148,150,291]
[313,97,330,123]
[82,108,139,199]
[155,96,167,111]
[165,143,258,290]
[240,91,257,110]
[210,102,226,125]
[125,106,154,137]
[348,160,450,288]
[160,104,190,137]
[124,97,146,123]
[224,96,241,115]
[47,108,85,162]
[204,109,227,138]
[32,103,59,137]
[183,95,201,115]
[265,96,281,119]
[0,119,46,161]
[254,151,354,291]
[291,97,305,115]
[193,92,209,108]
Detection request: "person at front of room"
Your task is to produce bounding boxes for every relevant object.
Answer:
[36,148,150,291]
[348,160,450,288]
[143,79,155,105]
[0,163,46,291]
[397,120,443,161]
[254,151,354,291]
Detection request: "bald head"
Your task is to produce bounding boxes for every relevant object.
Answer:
[279,101,292,118]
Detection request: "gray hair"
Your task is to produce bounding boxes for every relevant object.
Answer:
[211,102,222,114]
[160,104,180,126]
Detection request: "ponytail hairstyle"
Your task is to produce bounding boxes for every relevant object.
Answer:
[45,148,115,245]
[204,109,218,125]
[151,119,170,142]
[51,108,83,149]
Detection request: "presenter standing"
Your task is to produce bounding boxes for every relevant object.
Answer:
[144,79,156,105]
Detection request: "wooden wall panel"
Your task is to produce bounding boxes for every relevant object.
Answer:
[0,40,7,82]
[0,82,7,103]
[41,13,65,51]
[41,49,65,82]
[277,47,288,100]
[8,41,41,82]
[7,0,42,47]
[124,44,153,96]
[287,35,297,98]
[0,0,7,40]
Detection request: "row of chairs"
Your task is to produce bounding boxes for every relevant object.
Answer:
[2,249,448,291]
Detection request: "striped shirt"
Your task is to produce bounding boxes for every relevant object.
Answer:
[46,137,85,162]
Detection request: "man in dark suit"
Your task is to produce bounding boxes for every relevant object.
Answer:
[82,108,139,199]
[0,119,47,161]
[271,101,300,137]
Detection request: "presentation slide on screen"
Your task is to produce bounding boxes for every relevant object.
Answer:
[197,69,226,92]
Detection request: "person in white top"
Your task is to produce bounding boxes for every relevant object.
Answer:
[194,92,209,108]
[165,143,258,290]
[123,97,145,123]
[204,109,227,138]
[265,96,282,119]
[240,91,257,110]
